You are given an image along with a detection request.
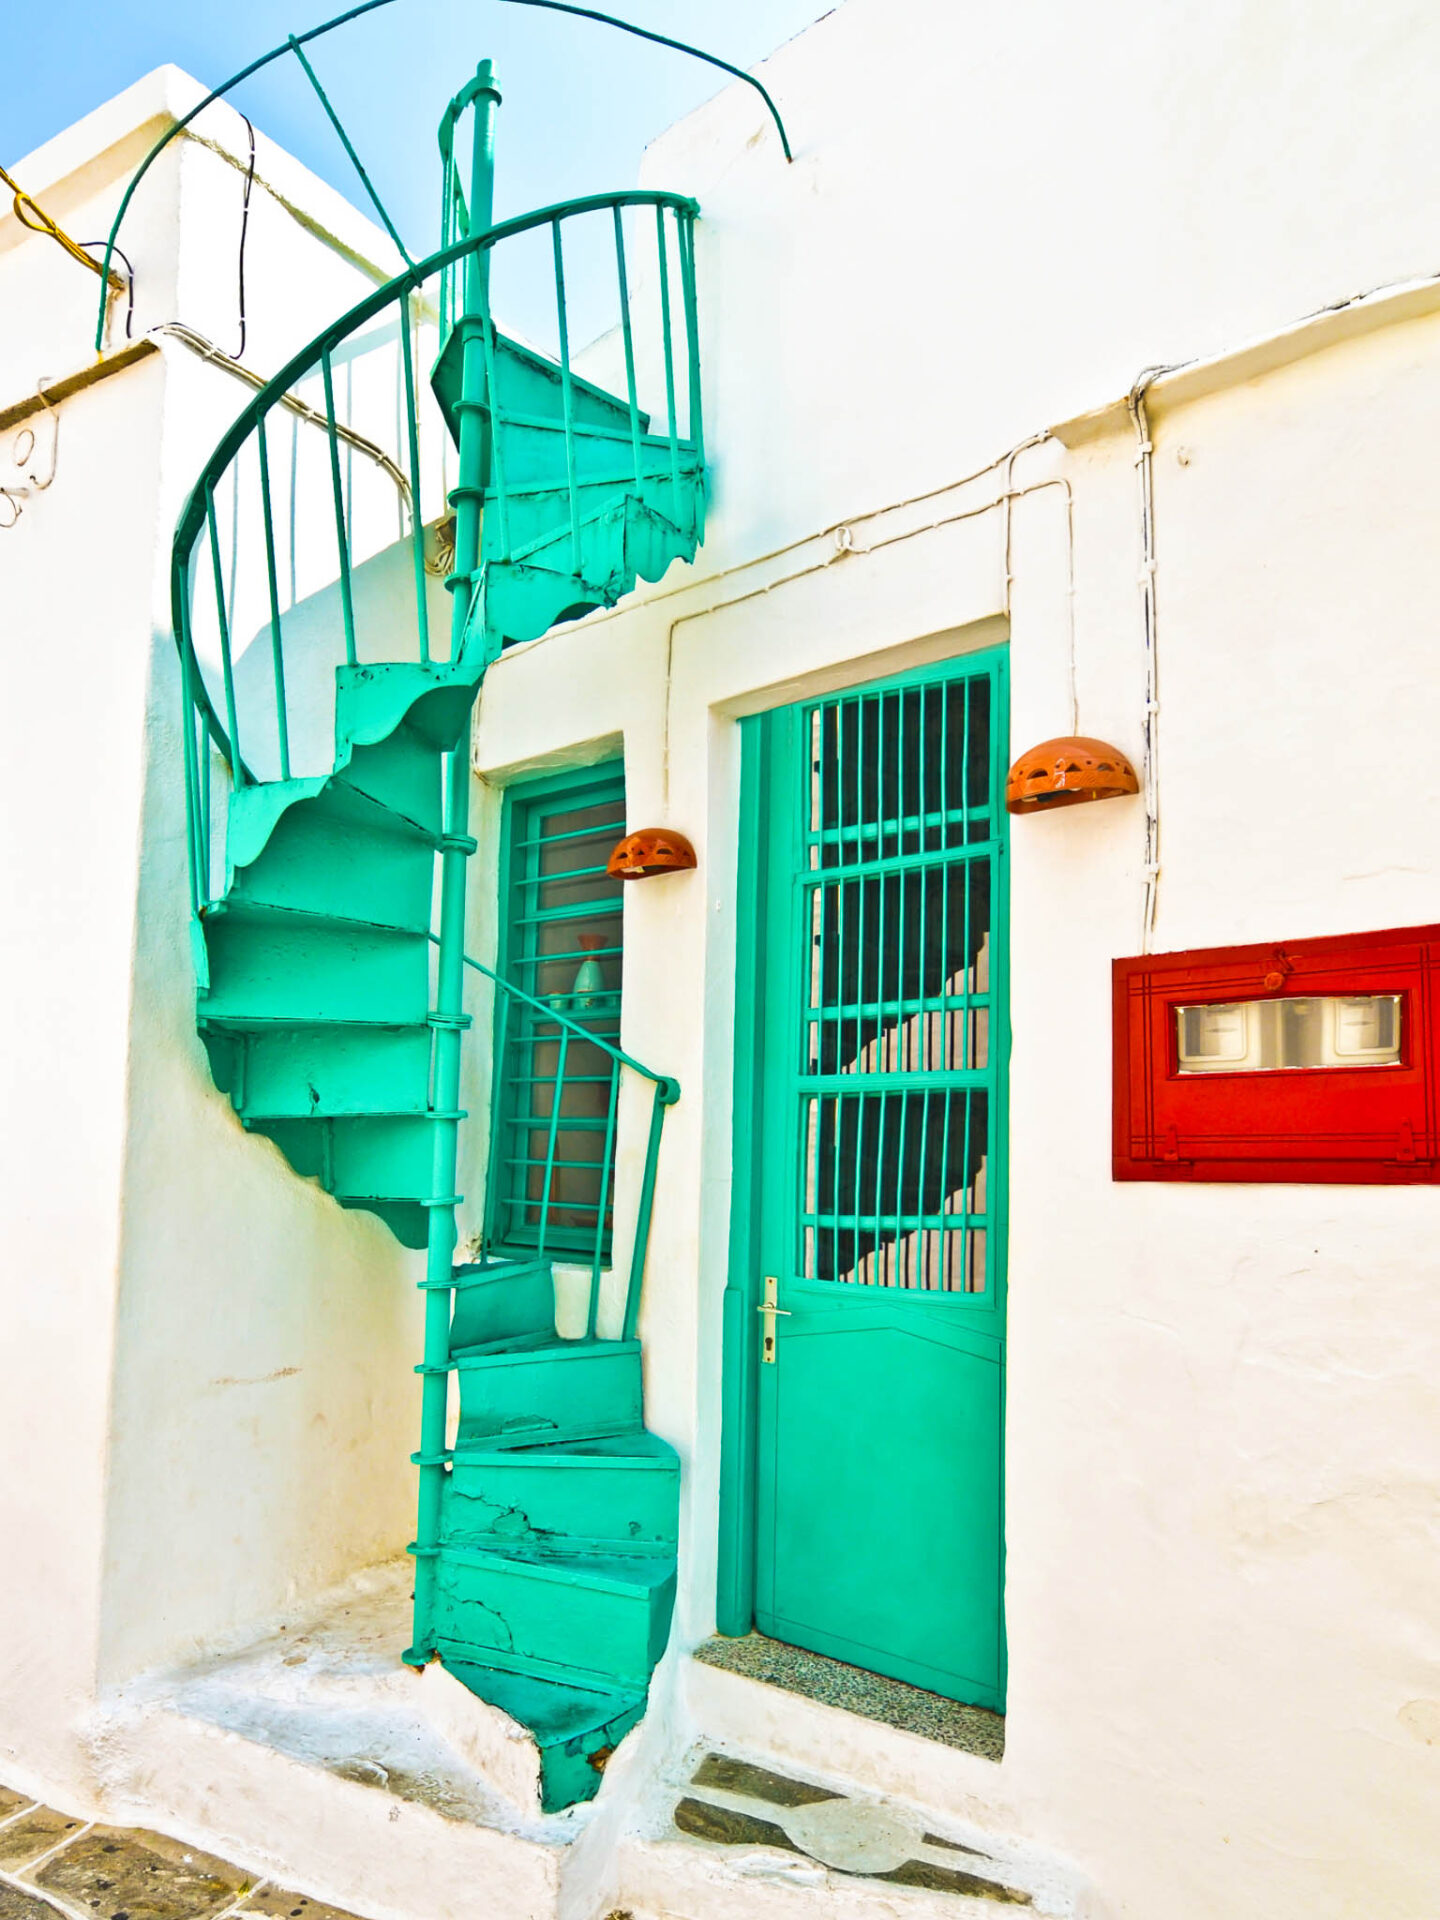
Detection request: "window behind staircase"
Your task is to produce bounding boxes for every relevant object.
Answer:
[489,764,626,1261]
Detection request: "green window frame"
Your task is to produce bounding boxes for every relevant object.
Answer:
[486,762,627,1262]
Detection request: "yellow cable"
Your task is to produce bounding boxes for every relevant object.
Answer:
[0,161,123,288]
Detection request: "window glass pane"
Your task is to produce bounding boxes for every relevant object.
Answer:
[1175,994,1401,1073]
[805,862,990,1074]
[799,1089,989,1292]
[493,775,625,1256]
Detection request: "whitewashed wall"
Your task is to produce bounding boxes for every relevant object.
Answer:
[3,7,1439,1915]
[0,67,426,1782]
[473,5,1440,1916]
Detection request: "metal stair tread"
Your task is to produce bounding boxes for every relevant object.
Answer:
[431,319,660,443]
[320,774,446,845]
[490,455,701,499]
[241,1100,433,1120]
[502,479,697,570]
[484,412,699,451]
[451,1429,677,1469]
[436,1539,676,1598]
[205,897,431,940]
[449,1333,641,1367]
[435,1660,643,1749]
[242,1105,436,1126]
[448,1327,561,1358]
[199,1011,439,1033]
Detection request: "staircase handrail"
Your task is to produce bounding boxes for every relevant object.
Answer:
[445,938,680,1104]
[171,185,700,790]
[436,937,676,1342]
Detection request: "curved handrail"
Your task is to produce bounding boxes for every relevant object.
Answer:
[171,185,699,773]
[500,0,793,161]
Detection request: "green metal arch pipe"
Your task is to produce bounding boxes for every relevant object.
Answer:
[95,0,399,350]
[96,0,791,351]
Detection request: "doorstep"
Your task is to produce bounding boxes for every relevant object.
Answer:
[693,1634,1004,1762]
[682,1647,1022,1849]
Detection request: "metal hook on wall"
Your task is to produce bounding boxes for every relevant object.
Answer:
[16,378,59,490]
[0,378,59,528]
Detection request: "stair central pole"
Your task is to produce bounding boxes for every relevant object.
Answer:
[408,58,501,1668]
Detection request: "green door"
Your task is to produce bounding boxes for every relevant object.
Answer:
[742,649,1008,1708]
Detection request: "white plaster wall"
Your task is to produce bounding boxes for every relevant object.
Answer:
[0,68,428,1750]
[635,0,1440,574]
[468,6,1440,1915]
[102,89,425,1683]
[6,10,1440,1915]
[1000,315,1440,1920]
[0,347,163,1801]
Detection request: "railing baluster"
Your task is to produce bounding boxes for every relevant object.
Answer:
[587,1055,621,1338]
[960,677,976,1290]
[655,206,681,506]
[204,482,246,787]
[178,644,203,916]
[398,292,431,665]
[678,210,702,464]
[613,206,643,491]
[539,1027,571,1259]
[485,990,513,1241]
[255,417,291,778]
[320,344,357,666]
[622,1077,668,1343]
[478,267,511,557]
[551,218,583,576]
[199,710,213,902]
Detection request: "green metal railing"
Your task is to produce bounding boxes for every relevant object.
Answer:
[172,183,700,914]
[454,947,678,1341]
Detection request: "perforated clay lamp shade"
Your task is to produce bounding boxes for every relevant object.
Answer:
[606,827,698,879]
[1005,736,1139,814]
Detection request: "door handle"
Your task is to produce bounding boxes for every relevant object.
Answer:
[757,1274,792,1365]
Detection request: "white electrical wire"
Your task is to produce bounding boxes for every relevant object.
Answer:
[1126,370,1173,954]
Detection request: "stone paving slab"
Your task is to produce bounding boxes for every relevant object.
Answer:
[35,1828,252,1920]
[0,1789,371,1920]
[243,1891,362,1920]
[0,1814,86,1872]
[0,1886,69,1920]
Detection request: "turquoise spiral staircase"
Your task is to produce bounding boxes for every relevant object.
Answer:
[170,65,703,1811]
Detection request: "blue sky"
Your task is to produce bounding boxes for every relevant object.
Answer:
[7,2,824,251]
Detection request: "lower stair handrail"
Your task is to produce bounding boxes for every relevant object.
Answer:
[442,938,678,1343]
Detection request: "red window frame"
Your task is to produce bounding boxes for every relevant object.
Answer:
[1113,923,1440,1183]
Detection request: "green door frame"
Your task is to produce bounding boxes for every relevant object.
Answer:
[716,642,1011,1643]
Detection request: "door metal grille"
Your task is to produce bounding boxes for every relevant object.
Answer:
[797,673,998,1292]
